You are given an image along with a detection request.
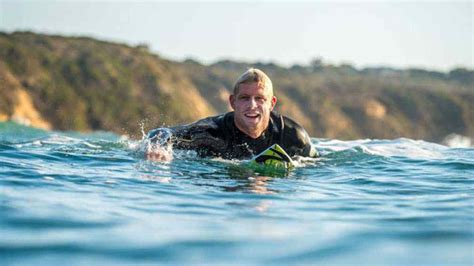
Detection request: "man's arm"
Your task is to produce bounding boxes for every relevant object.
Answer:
[145,115,226,160]
[300,131,319,158]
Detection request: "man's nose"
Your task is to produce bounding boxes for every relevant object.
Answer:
[249,97,258,108]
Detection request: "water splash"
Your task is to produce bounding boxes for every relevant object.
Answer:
[442,133,472,148]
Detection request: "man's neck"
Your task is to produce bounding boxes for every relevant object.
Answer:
[234,123,268,139]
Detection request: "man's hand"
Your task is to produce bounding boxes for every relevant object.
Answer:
[145,144,173,162]
[145,128,173,162]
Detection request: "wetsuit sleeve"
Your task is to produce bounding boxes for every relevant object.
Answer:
[282,117,319,158]
[296,127,319,158]
[147,116,227,153]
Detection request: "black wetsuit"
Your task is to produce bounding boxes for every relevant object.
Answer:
[148,111,318,159]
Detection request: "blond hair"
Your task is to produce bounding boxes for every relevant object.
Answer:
[232,68,273,95]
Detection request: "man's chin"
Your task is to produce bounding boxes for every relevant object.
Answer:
[235,118,266,136]
[244,119,261,128]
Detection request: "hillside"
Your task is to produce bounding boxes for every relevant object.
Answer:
[180,59,473,142]
[1,31,473,142]
[0,32,215,138]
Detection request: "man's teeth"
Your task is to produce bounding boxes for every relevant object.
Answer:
[245,114,259,118]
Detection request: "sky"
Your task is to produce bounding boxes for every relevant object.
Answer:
[1,0,472,71]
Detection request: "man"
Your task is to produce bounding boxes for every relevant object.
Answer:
[146,68,318,161]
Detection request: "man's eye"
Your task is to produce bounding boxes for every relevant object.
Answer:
[240,96,250,100]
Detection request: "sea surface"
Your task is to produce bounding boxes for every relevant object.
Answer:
[1,122,473,265]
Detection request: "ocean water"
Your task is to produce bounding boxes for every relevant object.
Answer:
[1,121,473,265]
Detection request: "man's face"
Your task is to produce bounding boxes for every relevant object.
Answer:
[229,82,277,138]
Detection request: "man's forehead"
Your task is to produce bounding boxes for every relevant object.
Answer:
[237,81,273,95]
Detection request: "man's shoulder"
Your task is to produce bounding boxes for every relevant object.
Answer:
[274,112,318,158]
[271,112,306,135]
[281,114,303,129]
[281,115,309,141]
[188,112,231,128]
[180,112,235,141]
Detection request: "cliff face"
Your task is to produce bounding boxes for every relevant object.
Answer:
[0,32,215,137]
[0,65,51,130]
[1,32,473,142]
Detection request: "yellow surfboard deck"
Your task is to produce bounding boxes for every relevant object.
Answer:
[248,144,295,171]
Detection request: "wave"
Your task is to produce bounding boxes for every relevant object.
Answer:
[314,138,450,160]
[442,133,473,148]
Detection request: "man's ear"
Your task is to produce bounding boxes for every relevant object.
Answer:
[270,96,277,110]
[229,94,235,110]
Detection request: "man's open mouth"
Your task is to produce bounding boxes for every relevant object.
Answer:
[245,114,260,119]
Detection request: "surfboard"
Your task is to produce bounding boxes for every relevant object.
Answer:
[248,144,295,171]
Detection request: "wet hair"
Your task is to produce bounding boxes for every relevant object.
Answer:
[232,68,273,95]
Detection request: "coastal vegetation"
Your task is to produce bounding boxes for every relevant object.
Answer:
[1,31,472,142]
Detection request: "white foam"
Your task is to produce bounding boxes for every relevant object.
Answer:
[315,138,448,160]
[41,135,80,145]
[82,141,100,149]
[315,138,373,152]
[362,139,445,160]
[442,133,472,148]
